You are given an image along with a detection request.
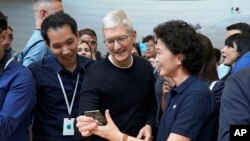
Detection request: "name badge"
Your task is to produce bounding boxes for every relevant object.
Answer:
[63,118,75,136]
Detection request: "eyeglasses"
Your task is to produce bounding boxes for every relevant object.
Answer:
[103,35,129,47]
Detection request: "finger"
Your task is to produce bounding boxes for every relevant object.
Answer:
[105,109,115,125]
[143,132,152,141]
[78,122,98,134]
[163,85,171,90]
[79,130,92,137]
[165,77,175,87]
[76,115,94,122]
[136,130,143,139]
[76,120,96,129]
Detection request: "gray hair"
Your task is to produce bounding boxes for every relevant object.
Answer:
[33,0,62,20]
[102,10,134,33]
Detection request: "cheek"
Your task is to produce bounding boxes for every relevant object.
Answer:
[87,52,92,56]
[50,48,60,56]
[158,54,172,66]
[159,55,176,73]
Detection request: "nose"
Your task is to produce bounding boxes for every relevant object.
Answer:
[113,40,122,50]
[221,46,227,53]
[62,45,70,55]
[155,54,159,62]
[81,52,86,56]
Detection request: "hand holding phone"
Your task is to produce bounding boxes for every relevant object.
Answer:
[84,110,107,126]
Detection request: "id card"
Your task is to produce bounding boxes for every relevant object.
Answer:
[63,118,75,136]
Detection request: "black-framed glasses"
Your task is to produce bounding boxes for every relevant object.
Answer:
[103,35,129,47]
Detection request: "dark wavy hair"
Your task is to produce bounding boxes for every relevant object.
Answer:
[153,20,203,74]
[41,11,77,45]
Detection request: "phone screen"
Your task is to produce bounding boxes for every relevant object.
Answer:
[84,110,107,126]
[139,43,147,52]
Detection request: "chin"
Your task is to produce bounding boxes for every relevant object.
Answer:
[113,53,130,61]
[159,70,166,76]
[223,61,232,66]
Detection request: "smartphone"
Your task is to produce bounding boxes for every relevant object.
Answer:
[84,110,107,126]
[139,43,147,52]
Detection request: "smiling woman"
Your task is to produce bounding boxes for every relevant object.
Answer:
[153,20,217,141]
[77,40,94,60]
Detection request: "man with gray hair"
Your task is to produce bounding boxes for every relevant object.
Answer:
[76,10,156,141]
[19,0,63,66]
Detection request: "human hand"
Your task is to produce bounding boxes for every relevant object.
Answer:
[162,77,175,95]
[136,124,152,141]
[76,115,98,137]
[92,109,123,141]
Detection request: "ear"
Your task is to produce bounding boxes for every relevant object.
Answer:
[176,54,184,65]
[131,30,137,44]
[45,41,50,48]
[0,30,8,42]
[39,9,47,20]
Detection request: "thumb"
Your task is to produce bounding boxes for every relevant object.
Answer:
[105,109,115,126]
[136,130,143,139]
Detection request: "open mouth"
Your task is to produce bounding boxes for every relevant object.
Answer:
[222,55,226,61]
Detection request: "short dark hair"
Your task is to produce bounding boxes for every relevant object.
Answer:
[142,35,154,43]
[78,28,97,39]
[225,33,250,56]
[154,20,203,74]
[213,48,221,63]
[226,23,250,33]
[0,11,8,33]
[41,11,77,45]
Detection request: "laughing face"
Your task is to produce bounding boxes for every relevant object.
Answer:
[47,24,78,68]
[103,25,136,67]
[155,38,180,77]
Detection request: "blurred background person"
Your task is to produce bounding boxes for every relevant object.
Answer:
[222,33,250,75]
[78,40,96,60]
[78,28,103,60]
[19,0,64,67]
[0,10,36,141]
[142,35,156,60]
[142,35,157,68]
[218,22,250,80]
